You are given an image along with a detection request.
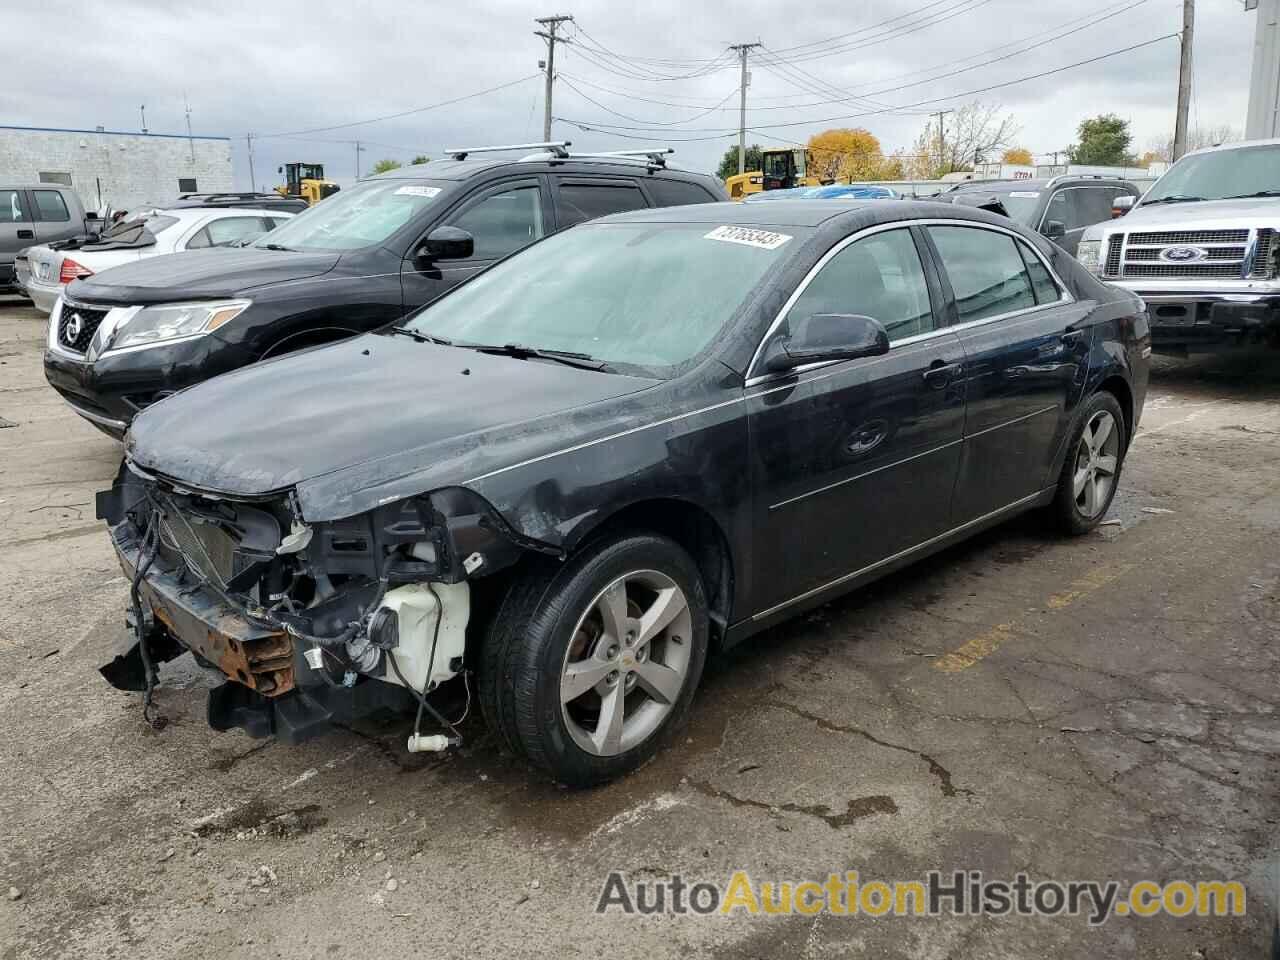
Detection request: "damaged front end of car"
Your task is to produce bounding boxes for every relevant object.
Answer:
[96,459,552,747]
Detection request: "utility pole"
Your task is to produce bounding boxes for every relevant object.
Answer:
[1172,0,1195,161]
[1246,0,1280,139]
[183,93,195,162]
[730,42,762,175]
[139,104,148,134]
[931,110,953,174]
[355,140,365,179]
[246,133,257,192]
[535,14,574,142]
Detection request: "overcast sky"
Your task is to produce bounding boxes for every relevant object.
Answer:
[0,0,1258,188]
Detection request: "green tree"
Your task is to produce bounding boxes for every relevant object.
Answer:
[1068,115,1133,166]
[371,158,402,175]
[716,143,763,181]
[411,155,430,165]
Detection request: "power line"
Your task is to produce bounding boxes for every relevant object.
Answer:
[257,74,541,139]
[557,75,740,125]
[555,32,1181,135]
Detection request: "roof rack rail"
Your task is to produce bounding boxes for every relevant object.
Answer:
[443,141,571,161]
[1043,173,1133,188]
[568,148,674,168]
[177,191,280,200]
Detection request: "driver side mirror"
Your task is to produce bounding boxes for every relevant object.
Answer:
[417,226,474,261]
[1042,219,1067,240]
[1111,195,1136,217]
[761,313,890,374]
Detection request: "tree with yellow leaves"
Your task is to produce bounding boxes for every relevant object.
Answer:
[806,128,892,183]
[1001,147,1033,165]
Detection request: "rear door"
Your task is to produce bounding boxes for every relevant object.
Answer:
[0,189,36,282]
[924,223,1092,522]
[400,177,551,311]
[746,225,967,614]
[551,177,648,228]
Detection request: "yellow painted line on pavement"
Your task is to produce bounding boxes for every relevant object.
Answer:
[933,623,1018,674]
[933,562,1134,673]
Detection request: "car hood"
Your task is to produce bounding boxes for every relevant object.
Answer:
[65,248,341,305]
[1119,197,1280,229]
[126,334,663,520]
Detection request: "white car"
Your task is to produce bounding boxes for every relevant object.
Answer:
[16,207,294,312]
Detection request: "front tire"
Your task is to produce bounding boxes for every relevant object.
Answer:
[1051,390,1127,535]
[478,533,708,786]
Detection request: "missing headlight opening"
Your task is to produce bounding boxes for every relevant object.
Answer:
[95,460,538,749]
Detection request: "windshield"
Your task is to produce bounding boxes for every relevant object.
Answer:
[253,179,448,251]
[402,221,804,376]
[1143,144,1280,203]
[952,189,1040,225]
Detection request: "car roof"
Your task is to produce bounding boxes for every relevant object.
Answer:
[1183,136,1280,158]
[368,156,714,183]
[596,198,1006,229]
[152,207,289,221]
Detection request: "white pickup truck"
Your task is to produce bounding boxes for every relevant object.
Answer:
[1078,138,1279,355]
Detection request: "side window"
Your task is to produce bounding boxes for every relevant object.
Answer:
[787,229,935,343]
[556,181,647,228]
[1016,241,1062,305]
[0,190,27,223]
[448,185,545,260]
[928,226,1037,323]
[646,179,717,208]
[32,190,70,222]
[1043,190,1081,230]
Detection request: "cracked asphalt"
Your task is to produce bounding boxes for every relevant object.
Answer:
[2,295,1279,959]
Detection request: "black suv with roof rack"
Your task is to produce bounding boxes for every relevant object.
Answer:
[944,175,1142,256]
[166,192,310,214]
[44,142,727,438]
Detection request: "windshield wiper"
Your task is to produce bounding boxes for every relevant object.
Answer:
[465,342,608,371]
[1221,190,1280,200]
[1140,194,1207,206]
[384,326,452,346]
[260,242,295,251]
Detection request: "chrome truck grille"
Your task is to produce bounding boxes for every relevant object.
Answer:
[1102,227,1276,281]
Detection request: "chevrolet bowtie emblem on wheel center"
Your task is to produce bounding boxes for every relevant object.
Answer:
[64,313,83,342]
[1159,246,1208,263]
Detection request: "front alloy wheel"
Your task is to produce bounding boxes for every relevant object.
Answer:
[560,570,694,757]
[478,533,709,786]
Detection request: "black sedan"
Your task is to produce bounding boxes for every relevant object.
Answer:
[97,200,1149,785]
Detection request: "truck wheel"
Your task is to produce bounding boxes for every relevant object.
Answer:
[478,533,708,786]
[1051,390,1127,535]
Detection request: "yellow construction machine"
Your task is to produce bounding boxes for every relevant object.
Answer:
[724,148,822,199]
[275,163,341,205]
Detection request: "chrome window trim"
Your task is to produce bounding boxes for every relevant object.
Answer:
[744,218,1074,388]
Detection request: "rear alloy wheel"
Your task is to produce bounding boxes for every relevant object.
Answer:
[1052,391,1127,534]
[479,534,708,786]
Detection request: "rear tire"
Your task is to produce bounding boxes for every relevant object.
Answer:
[1051,390,1127,535]
[478,533,708,786]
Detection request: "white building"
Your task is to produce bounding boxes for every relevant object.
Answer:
[0,124,233,212]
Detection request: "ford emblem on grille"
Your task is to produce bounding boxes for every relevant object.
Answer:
[64,313,83,342]
[1159,245,1208,263]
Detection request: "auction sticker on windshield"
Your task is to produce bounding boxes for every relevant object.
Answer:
[395,185,442,199]
[704,225,792,250]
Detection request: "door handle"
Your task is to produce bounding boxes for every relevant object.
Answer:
[922,360,962,388]
[16,229,34,240]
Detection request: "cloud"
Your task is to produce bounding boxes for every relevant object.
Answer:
[0,0,1256,186]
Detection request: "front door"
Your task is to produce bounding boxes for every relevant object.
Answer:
[0,189,35,282]
[400,178,550,312]
[747,226,967,614]
[923,224,1092,522]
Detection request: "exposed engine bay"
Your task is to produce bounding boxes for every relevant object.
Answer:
[95,459,548,747]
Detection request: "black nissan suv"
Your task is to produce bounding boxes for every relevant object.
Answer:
[44,144,726,438]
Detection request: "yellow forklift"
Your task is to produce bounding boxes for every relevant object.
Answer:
[276,163,341,205]
[724,148,822,199]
